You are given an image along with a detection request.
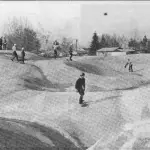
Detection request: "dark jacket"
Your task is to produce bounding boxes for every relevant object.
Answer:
[0,38,2,45]
[75,78,85,90]
[21,50,25,57]
[12,51,17,56]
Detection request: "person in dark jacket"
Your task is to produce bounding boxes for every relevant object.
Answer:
[54,48,57,59]
[11,44,19,62]
[69,44,73,61]
[0,37,2,50]
[75,73,85,104]
[125,59,133,72]
[21,47,25,64]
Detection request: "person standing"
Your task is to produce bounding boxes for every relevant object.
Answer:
[0,37,2,50]
[54,46,57,59]
[129,61,133,72]
[75,73,85,104]
[69,44,73,61]
[21,47,25,64]
[11,44,19,62]
[125,59,133,72]
[3,37,7,50]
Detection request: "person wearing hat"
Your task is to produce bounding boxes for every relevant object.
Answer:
[21,47,25,64]
[75,73,85,104]
[11,44,19,62]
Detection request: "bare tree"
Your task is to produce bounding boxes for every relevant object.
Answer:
[3,17,40,51]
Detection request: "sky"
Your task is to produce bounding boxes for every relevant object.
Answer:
[1,1,150,47]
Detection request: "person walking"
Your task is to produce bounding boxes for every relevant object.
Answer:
[69,44,73,61]
[21,47,25,64]
[11,44,19,62]
[75,73,86,105]
[125,59,133,72]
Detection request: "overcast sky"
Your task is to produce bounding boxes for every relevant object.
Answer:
[1,1,150,46]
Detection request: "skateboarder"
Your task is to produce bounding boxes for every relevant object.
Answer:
[125,59,133,72]
[11,44,19,62]
[75,73,85,104]
[21,47,25,64]
[69,44,73,61]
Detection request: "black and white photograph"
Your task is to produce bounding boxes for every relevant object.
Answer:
[0,1,150,150]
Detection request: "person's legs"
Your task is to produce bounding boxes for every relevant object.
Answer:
[70,54,72,61]
[4,44,6,50]
[22,56,25,63]
[11,55,15,61]
[70,54,73,61]
[129,66,131,72]
[79,90,84,104]
[79,94,83,104]
[16,55,19,62]
[131,65,133,72]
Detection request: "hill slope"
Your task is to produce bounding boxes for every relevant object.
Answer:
[1,53,150,150]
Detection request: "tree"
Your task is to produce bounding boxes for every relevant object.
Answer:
[60,37,72,56]
[89,32,99,55]
[128,38,140,50]
[3,17,40,51]
[99,34,120,48]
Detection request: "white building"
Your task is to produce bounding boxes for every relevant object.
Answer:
[96,47,134,57]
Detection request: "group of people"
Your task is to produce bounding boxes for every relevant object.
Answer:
[11,44,26,64]
[53,40,73,61]
[0,37,7,50]
[75,59,134,106]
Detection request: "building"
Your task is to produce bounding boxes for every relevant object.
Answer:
[96,47,135,56]
[76,48,88,56]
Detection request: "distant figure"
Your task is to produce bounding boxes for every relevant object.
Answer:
[75,73,85,105]
[53,40,59,46]
[3,37,7,50]
[53,41,58,59]
[11,44,19,62]
[125,59,133,72]
[21,47,25,64]
[69,44,73,61]
[54,47,57,59]
[0,37,2,50]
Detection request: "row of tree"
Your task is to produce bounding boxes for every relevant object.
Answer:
[128,35,148,51]
[89,32,128,55]
[90,31,149,55]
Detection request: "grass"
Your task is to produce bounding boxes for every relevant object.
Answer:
[65,55,150,91]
